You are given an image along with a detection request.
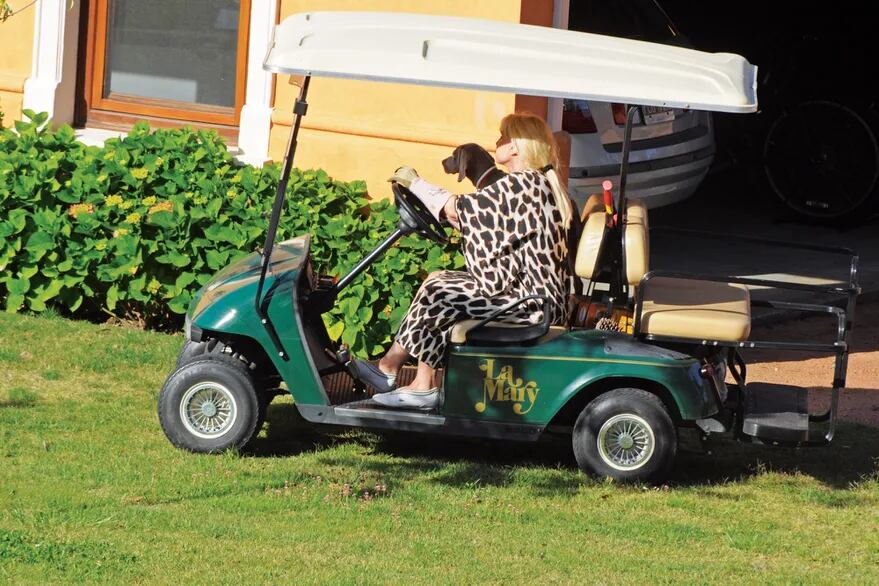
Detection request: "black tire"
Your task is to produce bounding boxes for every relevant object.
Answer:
[176,339,251,369]
[763,100,879,222]
[573,388,676,483]
[158,358,262,453]
[177,338,281,387]
[176,339,205,368]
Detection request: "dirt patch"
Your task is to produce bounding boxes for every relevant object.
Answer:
[742,301,879,427]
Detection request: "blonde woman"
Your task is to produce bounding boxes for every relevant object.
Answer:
[351,113,573,409]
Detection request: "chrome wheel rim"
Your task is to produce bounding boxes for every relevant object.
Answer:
[597,413,655,471]
[179,382,238,439]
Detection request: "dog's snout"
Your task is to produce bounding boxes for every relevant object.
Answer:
[441,156,458,174]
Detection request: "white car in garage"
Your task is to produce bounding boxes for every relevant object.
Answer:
[563,0,715,209]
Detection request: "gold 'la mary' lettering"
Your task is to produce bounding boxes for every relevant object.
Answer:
[475,358,540,415]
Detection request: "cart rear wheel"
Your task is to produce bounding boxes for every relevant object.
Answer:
[573,388,676,483]
[158,358,262,453]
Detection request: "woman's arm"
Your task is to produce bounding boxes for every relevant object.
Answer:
[408,177,460,229]
[443,195,459,227]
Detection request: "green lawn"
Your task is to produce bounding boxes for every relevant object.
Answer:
[1,311,877,584]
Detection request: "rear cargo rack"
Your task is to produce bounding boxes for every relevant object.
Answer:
[632,229,859,444]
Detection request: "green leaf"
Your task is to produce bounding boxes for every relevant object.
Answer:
[62,274,83,287]
[326,320,344,341]
[106,284,119,310]
[427,246,443,262]
[55,189,82,204]
[174,272,196,293]
[18,265,38,280]
[25,231,54,257]
[60,289,83,312]
[203,224,239,244]
[7,278,30,296]
[155,251,190,267]
[145,210,177,229]
[168,291,191,314]
[341,325,359,348]
[205,249,230,269]
[113,236,139,257]
[4,293,24,313]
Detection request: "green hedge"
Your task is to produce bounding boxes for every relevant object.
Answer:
[0,111,463,358]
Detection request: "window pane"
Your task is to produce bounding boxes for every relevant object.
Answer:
[104,0,241,108]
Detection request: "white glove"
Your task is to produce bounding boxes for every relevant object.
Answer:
[387,166,419,189]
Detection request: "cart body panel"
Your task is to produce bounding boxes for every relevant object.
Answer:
[444,330,714,425]
[187,235,328,406]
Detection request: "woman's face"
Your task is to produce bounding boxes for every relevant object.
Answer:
[494,133,517,167]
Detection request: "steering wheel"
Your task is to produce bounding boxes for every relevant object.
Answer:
[392,182,449,244]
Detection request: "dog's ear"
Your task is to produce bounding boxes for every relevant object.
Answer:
[455,146,471,183]
[442,146,461,177]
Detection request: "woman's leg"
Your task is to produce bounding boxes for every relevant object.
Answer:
[392,271,536,391]
[392,272,473,382]
[374,270,449,380]
[376,342,438,391]
[377,341,409,375]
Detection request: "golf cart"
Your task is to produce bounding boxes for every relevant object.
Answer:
[158,12,860,482]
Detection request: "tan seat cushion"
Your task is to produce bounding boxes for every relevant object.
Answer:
[574,197,649,285]
[581,193,605,219]
[638,276,751,342]
[449,321,568,345]
[624,199,649,286]
[574,212,607,279]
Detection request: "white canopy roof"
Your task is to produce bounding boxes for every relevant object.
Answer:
[264,11,758,113]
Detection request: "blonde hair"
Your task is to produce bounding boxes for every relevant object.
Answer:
[499,112,573,228]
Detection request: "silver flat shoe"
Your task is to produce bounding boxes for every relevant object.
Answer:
[350,359,397,392]
[372,386,439,410]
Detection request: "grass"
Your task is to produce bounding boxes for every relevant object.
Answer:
[1,312,877,584]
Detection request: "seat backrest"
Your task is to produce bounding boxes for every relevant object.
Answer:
[574,197,649,287]
[624,199,649,286]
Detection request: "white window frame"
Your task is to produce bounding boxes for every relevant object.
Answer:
[24,0,277,165]
[546,0,571,132]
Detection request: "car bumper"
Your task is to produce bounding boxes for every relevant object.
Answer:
[569,146,714,209]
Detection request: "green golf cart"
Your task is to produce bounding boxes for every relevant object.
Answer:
[158,12,860,483]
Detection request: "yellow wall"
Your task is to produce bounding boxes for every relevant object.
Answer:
[0,0,35,127]
[270,0,529,199]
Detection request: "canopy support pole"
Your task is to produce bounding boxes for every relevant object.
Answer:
[254,75,311,361]
[617,106,637,220]
[605,106,637,305]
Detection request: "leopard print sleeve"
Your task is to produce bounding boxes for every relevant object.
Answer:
[455,172,540,297]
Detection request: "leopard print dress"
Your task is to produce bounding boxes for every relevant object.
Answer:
[395,169,570,368]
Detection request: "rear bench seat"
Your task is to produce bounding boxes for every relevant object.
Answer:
[575,196,751,342]
[638,277,751,342]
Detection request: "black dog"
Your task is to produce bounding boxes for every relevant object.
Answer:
[441,143,507,189]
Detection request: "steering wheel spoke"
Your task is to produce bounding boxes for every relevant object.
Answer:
[392,183,449,244]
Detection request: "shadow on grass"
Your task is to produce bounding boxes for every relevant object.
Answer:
[674,423,879,489]
[0,388,39,408]
[249,404,879,493]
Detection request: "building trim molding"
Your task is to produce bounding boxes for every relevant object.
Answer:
[237,0,278,166]
[546,0,570,132]
[23,0,80,125]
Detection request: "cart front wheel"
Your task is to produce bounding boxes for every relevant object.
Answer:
[573,388,676,483]
[158,358,262,453]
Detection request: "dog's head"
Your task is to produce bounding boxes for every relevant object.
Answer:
[442,143,496,184]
